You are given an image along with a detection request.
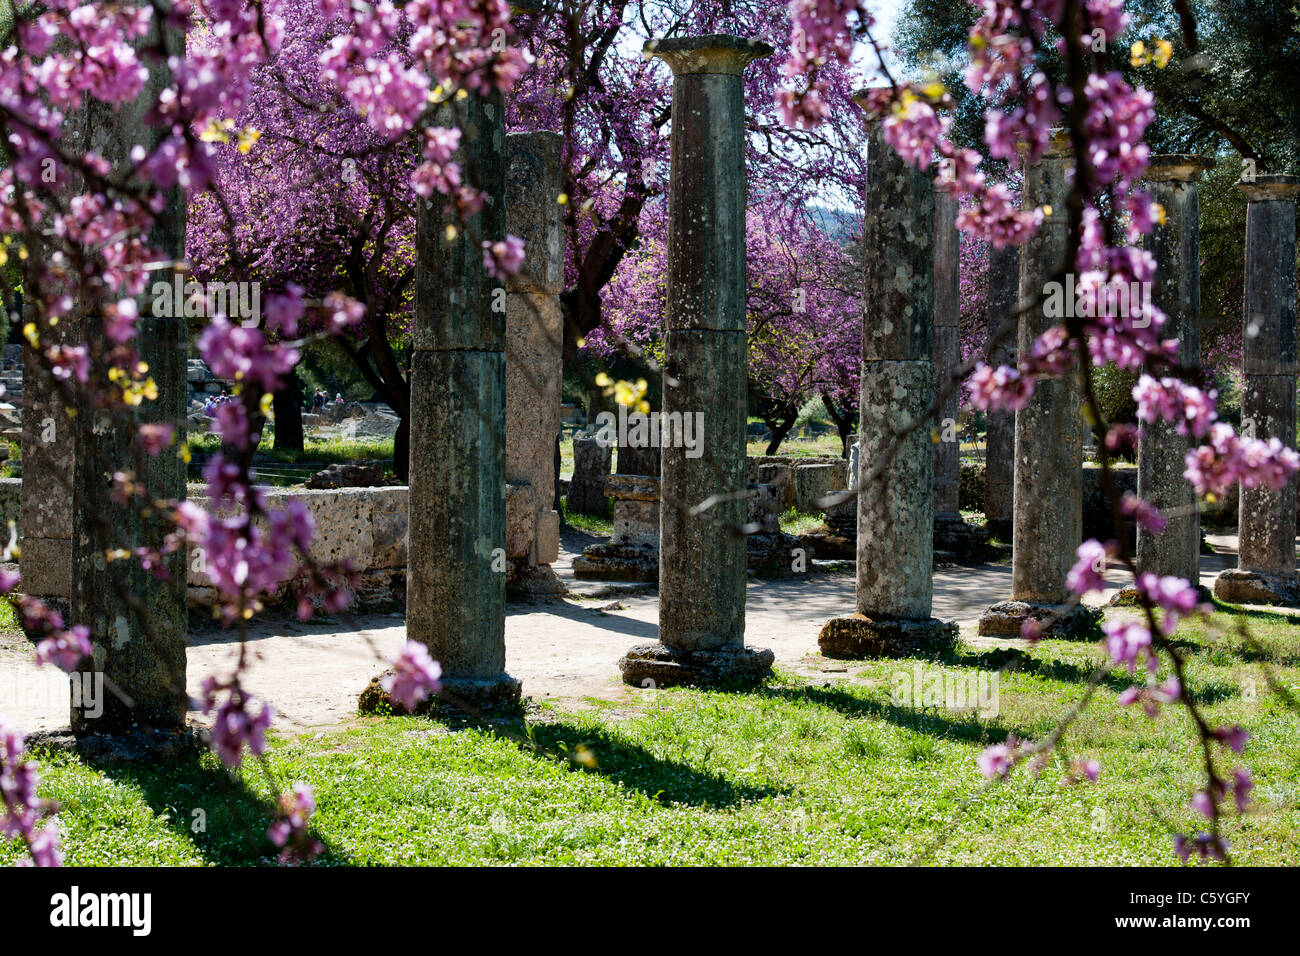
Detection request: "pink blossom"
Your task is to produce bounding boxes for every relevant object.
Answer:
[381,641,443,711]
[482,235,526,281]
[34,626,93,673]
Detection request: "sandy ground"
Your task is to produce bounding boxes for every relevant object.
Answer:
[0,531,1288,737]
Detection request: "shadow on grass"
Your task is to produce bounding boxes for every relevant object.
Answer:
[763,683,1034,745]
[1183,601,1300,664]
[942,646,1142,695]
[459,714,785,809]
[89,745,352,867]
[1209,598,1300,621]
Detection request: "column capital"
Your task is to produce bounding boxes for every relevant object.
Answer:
[1144,153,1215,183]
[1238,173,1300,202]
[644,34,772,76]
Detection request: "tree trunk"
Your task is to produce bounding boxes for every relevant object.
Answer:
[763,408,799,455]
[822,391,857,458]
[271,374,304,452]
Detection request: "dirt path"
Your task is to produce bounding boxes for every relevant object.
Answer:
[0,537,1277,737]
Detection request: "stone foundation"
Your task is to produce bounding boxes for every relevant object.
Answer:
[977,600,1103,639]
[574,474,660,581]
[359,672,523,716]
[933,511,992,560]
[1212,569,1300,607]
[618,642,774,688]
[818,614,958,659]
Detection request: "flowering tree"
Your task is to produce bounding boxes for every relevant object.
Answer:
[1,0,1296,871]
[781,0,1298,862]
[0,0,519,864]
[187,0,425,473]
[508,0,866,357]
[586,202,861,454]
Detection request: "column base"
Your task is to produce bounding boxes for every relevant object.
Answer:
[573,542,658,582]
[507,563,569,597]
[24,724,204,762]
[618,642,773,689]
[1212,569,1300,607]
[359,673,523,717]
[1108,583,1213,607]
[818,614,958,659]
[978,601,1103,639]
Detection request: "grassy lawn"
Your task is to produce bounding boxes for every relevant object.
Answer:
[5,603,1297,866]
[187,433,395,464]
[560,499,613,537]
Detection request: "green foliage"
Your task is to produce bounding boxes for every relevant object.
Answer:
[1091,363,1139,425]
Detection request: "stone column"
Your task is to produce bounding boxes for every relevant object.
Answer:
[1138,155,1214,586]
[19,298,75,602]
[69,14,188,732]
[1214,174,1300,606]
[932,190,990,558]
[617,427,661,479]
[933,192,962,517]
[979,132,1097,637]
[983,244,1019,540]
[618,35,775,688]
[504,131,565,595]
[817,98,957,659]
[568,434,611,516]
[402,87,520,712]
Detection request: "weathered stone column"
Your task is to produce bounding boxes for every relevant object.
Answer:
[932,190,990,558]
[69,13,188,732]
[568,433,612,516]
[1138,155,1214,585]
[933,191,962,517]
[983,244,1019,540]
[817,97,957,659]
[19,298,75,602]
[402,87,520,711]
[979,132,1097,637]
[504,131,565,595]
[618,35,775,687]
[1214,174,1300,606]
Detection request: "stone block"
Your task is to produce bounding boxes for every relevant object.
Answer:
[794,462,837,514]
[533,507,560,565]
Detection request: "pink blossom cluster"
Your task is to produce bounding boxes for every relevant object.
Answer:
[200,676,275,768]
[0,719,63,867]
[964,361,1033,412]
[268,782,324,864]
[777,0,869,128]
[1117,676,1180,716]
[1184,423,1300,498]
[482,235,526,281]
[380,641,444,711]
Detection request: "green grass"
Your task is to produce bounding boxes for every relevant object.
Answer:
[560,499,613,537]
[6,604,1299,866]
[187,433,394,465]
[778,508,824,535]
